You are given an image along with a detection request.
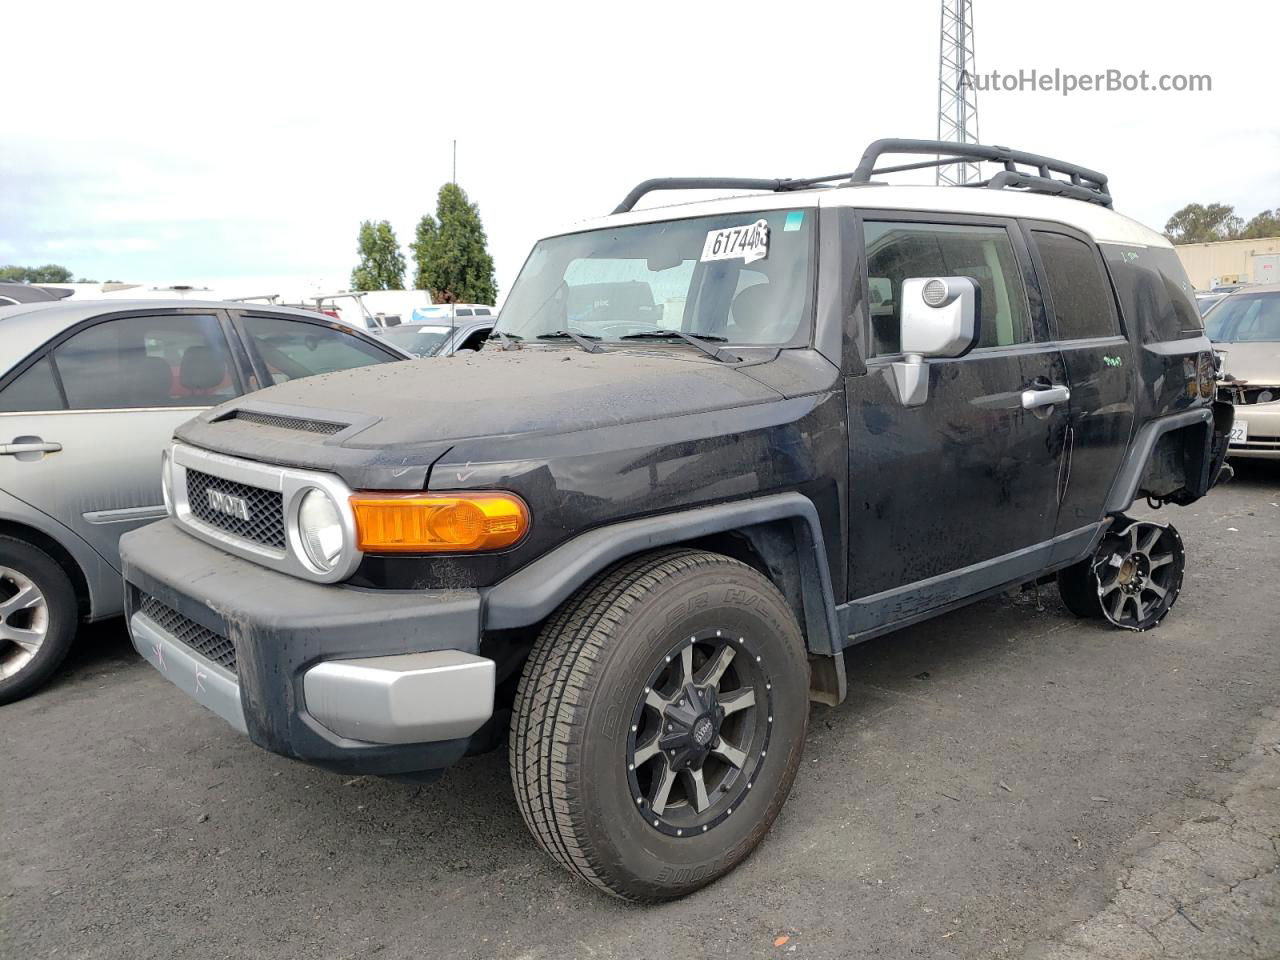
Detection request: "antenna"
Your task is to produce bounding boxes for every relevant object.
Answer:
[936,0,980,185]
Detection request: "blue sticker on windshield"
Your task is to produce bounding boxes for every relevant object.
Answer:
[783,211,804,232]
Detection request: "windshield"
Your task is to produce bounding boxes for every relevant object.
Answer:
[1204,293,1280,342]
[380,324,452,357]
[1196,294,1225,316]
[497,209,815,345]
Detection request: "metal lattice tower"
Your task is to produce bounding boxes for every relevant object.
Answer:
[936,0,980,185]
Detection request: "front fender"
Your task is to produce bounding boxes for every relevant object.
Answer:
[480,492,842,657]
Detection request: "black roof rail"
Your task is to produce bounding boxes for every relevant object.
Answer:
[848,138,1112,207]
[611,172,861,214]
[611,138,1112,214]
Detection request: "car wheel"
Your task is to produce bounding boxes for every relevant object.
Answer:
[0,536,78,705]
[1056,518,1185,631]
[510,548,809,901]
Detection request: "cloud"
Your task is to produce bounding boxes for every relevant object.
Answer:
[1,0,1275,297]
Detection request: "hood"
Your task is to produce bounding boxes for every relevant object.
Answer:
[175,347,784,486]
[1217,341,1280,386]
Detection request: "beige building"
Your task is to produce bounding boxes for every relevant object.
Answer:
[1173,236,1280,289]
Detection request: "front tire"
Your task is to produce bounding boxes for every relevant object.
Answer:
[510,549,809,901]
[0,536,78,705]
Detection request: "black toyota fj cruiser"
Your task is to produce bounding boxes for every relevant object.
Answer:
[120,140,1232,901]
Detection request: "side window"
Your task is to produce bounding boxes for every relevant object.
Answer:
[459,328,491,351]
[455,308,474,317]
[474,308,492,316]
[863,221,1032,356]
[52,314,238,410]
[239,314,391,384]
[0,357,64,412]
[1033,231,1119,339]
[1103,245,1204,343]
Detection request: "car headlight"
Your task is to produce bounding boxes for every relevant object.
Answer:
[297,488,346,572]
[160,449,174,516]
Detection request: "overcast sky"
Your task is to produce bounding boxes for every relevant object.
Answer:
[2,0,1275,301]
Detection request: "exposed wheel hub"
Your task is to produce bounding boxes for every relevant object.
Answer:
[1116,553,1150,593]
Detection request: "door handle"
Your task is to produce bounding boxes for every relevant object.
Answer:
[1021,385,1070,410]
[0,441,63,456]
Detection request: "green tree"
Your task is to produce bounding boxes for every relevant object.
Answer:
[411,183,497,305]
[1164,203,1244,243]
[1239,207,1280,240]
[349,220,406,291]
[0,263,74,283]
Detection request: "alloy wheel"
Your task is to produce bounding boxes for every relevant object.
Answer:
[626,628,773,837]
[0,566,49,680]
[1093,520,1184,631]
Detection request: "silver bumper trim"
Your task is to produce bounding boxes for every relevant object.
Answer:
[303,651,495,744]
[129,612,248,734]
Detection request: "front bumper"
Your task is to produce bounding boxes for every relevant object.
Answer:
[120,519,493,777]
[1229,403,1280,460]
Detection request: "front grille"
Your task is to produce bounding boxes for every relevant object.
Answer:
[139,594,236,674]
[185,469,286,549]
[232,410,347,435]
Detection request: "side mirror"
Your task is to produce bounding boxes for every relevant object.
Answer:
[892,276,980,407]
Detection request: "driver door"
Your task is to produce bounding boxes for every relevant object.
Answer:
[843,213,1070,636]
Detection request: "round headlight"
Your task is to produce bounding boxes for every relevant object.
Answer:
[297,488,345,572]
[160,450,174,516]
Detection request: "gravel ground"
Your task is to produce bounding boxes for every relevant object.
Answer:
[2,462,1277,960]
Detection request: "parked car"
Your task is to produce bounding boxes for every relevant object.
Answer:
[311,290,438,332]
[378,318,494,357]
[1206,283,1280,459]
[0,283,74,306]
[119,140,1230,901]
[0,300,409,703]
[1195,291,1227,315]
[411,303,496,324]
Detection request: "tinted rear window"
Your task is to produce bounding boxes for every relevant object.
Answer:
[1102,245,1203,343]
[1033,231,1120,340]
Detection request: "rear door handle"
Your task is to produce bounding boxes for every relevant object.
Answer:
[0,441,63,456]
[1021,385,1070,410]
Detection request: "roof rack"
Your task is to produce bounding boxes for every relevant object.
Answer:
[611,138,1111,213]
[849,139,1111,207]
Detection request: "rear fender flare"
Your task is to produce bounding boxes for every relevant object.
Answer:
[1104,407,1215,513]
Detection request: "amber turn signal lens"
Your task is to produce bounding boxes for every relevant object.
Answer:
[351,492,529,553]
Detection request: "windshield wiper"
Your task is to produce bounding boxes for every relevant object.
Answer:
[619,329,739,363]
[536,330,606,354]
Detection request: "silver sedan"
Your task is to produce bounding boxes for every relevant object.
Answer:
[0,299,408,703]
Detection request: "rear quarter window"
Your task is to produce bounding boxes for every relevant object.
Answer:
[1102,245,1204,343]
[0,357,64,412]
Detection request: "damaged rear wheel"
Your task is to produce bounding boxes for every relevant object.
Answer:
[1057,518,1185,631]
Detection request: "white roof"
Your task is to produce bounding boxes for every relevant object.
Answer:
[566,184,1169,249]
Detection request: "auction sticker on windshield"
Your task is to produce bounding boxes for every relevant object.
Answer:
[701,219,770,264]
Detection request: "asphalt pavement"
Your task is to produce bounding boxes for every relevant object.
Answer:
[2,462,1278,960]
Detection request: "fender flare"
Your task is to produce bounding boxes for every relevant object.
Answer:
[1104,407,1213,514]
[481,492,843,656]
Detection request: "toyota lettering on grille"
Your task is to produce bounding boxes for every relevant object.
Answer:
[206,488,252,522]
